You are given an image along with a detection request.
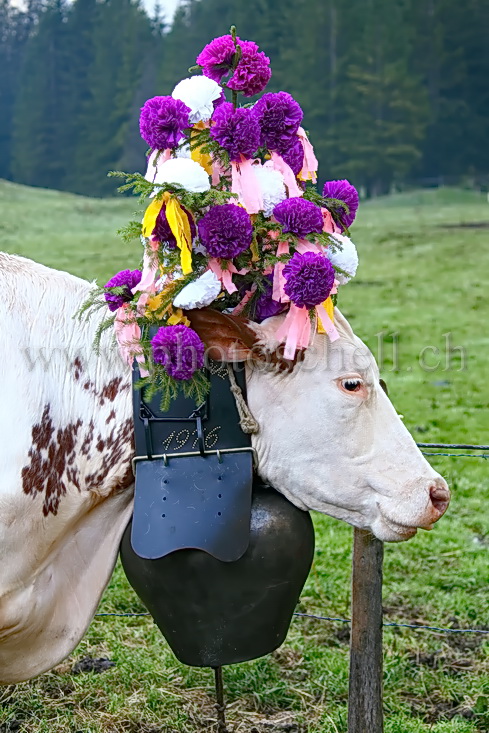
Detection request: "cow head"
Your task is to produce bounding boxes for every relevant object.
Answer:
[187,307,450,542]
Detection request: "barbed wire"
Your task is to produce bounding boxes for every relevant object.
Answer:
[292,613,489,635]
[416,442,489,450]
[417,442,489,459]
[94,611,489,635]
[421,452,489,459]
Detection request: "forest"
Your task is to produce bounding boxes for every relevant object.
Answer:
[0,0,488,197]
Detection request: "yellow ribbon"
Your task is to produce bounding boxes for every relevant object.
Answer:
[250,236,260,262]
[145,292,166,313]
[190,122,213,174]
[142,192,194,274]
[317,296,334,334]
[167,308,190,326]
[141,197,165,238]
[165,196,193,274]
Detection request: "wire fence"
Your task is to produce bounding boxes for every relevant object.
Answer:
[93,610,489,636]
[95,442,489,638]
[419,441,489,460]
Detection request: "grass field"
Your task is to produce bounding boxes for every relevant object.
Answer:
[0,179,488,732]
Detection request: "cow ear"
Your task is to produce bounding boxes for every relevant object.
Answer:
[333,307,355,339]
[184,308,259,362]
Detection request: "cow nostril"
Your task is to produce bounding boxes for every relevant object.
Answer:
[429,485,450,515]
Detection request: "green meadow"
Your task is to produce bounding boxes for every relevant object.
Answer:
[0,179,488,732]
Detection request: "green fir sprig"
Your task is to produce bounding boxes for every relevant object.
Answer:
[117,219,143,242]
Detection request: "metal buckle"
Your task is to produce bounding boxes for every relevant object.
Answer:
[131,446,257,476]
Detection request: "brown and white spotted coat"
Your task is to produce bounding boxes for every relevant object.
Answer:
[0,253,134,683]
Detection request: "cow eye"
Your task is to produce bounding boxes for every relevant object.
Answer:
[342,378,363,392]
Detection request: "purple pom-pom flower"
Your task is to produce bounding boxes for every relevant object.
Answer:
[322,179,359,230]
[273,197,323,238]
[196,35,237,83]
[254,274,286,322]
[139,96,191,150]
[283,252,335,309]
[152,203,196,250]
[198,204,253,259]
[210,102,260,161]
[253,92,303,150]
[213,89,227,109]
[151,324,205,380]
[197,36,271,97]
[280,137,305,177]
[104,269,142,312]
[226,40,271,97]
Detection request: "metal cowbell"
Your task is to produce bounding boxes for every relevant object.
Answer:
[120,482,315,667]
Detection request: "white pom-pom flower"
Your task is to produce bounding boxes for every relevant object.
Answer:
[152,157,210,193]
[253,162,286,217]
[175,143,191,159]
[328,233,359,284]
[172,76,223,124]
[173,269,222,310]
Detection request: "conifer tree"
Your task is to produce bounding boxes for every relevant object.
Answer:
[71,0,154,196]
[61,0,98,190]
[3,0,487,195]
[11,0,71,189]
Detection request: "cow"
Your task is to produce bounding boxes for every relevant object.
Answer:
[0,252,450,684]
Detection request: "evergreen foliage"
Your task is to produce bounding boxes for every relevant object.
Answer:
[1,0,487,196]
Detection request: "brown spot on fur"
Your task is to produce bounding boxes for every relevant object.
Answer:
[85,419,134,493]
[72,357,83,381]
[106,409,116,424]
[22,406,82,516]
[110,461,135,495]
[21,405,133,516]
[80,420,94,456]
[99,377,128,406]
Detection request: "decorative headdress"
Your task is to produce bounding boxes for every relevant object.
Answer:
[83,28,360,409]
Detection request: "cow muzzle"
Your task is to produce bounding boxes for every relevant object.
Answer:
[374,477,450,542]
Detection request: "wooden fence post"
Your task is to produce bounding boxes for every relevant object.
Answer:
[348,528,384,733]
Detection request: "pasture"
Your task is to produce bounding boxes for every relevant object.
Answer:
[0,179,488,732]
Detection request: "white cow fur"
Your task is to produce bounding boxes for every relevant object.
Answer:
[0,252,449,684]
[0,253,134,684]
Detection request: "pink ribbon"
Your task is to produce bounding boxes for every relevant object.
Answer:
[297,127,318,183]
[212,158,227,186]
[321,208,341,234]
[295,238,321,255]
[315,302,340,342]
[272,240,290,303]
[232,284,256,315]
[275,300,339,360]
[231,156,263,214]
[132,250,158,295]
[115,250,157,377]
[270,152,303,198]
[144,148,171,183]
[114,306,149,376]
[275,304,312,360]
[208,259,249,295]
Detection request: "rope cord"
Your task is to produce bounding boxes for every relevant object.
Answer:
[226,364,259,434]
